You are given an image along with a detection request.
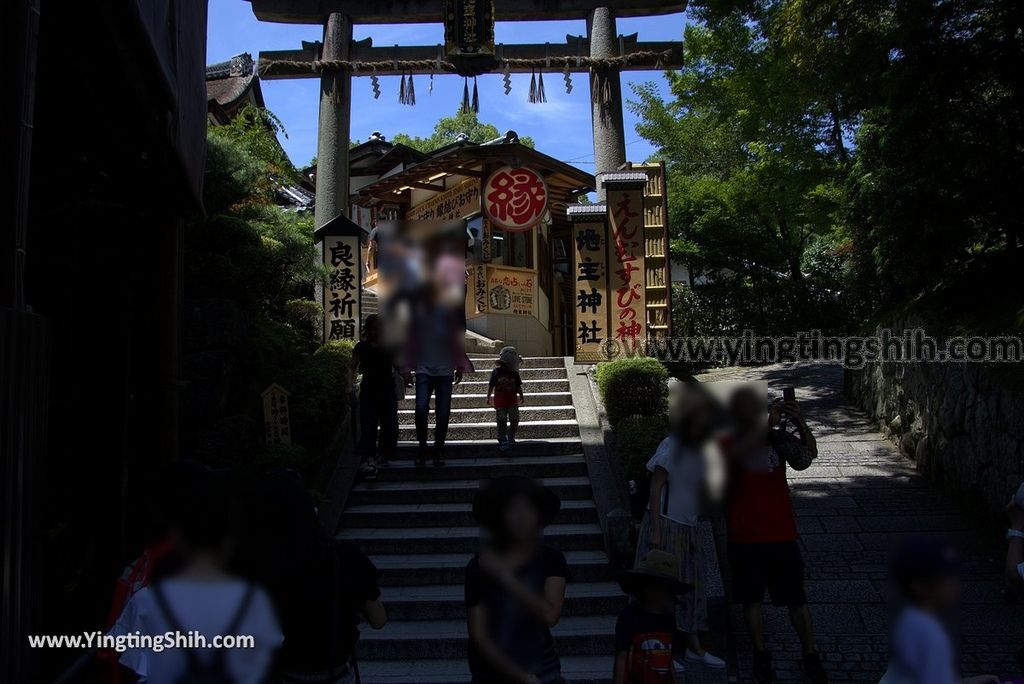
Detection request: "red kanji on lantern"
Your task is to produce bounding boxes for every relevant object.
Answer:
[483,166,548,231]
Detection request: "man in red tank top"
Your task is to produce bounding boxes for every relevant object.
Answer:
[722,386,828,684]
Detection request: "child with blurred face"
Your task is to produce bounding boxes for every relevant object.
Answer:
[881,536,999,684]
[613,550,692,684]
[488,346,525,451]
[465,477,569,684]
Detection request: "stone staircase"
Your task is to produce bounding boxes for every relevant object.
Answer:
[339,356,624,683]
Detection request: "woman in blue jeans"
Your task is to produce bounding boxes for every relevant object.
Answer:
[405,299,473,468]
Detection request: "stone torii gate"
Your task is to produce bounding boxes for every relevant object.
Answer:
[248,0,686,229]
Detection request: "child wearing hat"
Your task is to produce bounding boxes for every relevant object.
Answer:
[614,551,692,684]
[487,346,525,452]
[466,476,569,684]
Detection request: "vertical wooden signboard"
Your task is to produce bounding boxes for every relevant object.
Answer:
[605,177,648,349]
[569,207,610,362]
[262,383,292,446]
[316,215,364,343]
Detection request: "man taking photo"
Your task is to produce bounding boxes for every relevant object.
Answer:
[722,385,827,684]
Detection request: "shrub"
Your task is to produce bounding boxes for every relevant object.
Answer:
[284,299,323,346]
[285,339,354,452]
[615,415,667,481]
[595,357,668,426]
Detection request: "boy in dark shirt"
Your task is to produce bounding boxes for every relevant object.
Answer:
[487,346,525,452]
[614,550,691,684]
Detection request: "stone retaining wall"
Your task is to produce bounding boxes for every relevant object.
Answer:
[845,324,1024,518]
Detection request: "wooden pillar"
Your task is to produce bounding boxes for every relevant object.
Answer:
[587,7,627,199]
[314,12,353,229]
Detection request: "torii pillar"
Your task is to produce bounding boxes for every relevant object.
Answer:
[588,7,628,198]
[314,13,353,230]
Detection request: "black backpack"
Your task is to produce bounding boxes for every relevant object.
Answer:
[150,581,255,684]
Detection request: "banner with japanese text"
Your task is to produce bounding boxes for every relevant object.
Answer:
[406,178,481,222]
[606,185,647,347]
[323,235,361,342]
[572,220,610,362]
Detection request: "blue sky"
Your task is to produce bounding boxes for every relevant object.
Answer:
[206,0,686,170]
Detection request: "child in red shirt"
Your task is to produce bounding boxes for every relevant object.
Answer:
[487,346,524,452]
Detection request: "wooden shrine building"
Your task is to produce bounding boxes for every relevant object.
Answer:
[336,132,671,358]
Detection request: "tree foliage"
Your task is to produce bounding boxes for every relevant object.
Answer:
[633,0,1022,337]
[391,109,535,152]
[184,111,345,471]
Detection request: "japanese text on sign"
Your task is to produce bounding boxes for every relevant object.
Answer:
[406,178,481,222]
[483,166,548,232]
[324,235,361,342]
[262,384,292,446]
[607,187,647,343]
[573,221,609,361]
[486,267,535,317]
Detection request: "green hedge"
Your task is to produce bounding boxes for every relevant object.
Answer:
[285,339,354,455]
[616,415,667,481]
[595,357,669,426]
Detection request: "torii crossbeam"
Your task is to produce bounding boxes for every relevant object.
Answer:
[259,34,683,78]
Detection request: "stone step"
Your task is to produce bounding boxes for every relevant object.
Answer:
[349,476,594,506]
[394,437,583,459]
[343,499,597,528]
[461,367,567,382]
[355,615,617,660]
[338,522,604,555]
[453,379,569,395]
[397,405,577,425]
[466,356,566,369]
[371,549,611,587]
[359,655,613,684]
[397,419,580,442]
[379,581,627,621]
[375,453,588,482]
[398,391,573,410]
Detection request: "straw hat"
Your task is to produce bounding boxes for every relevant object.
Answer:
[619,550,692,596]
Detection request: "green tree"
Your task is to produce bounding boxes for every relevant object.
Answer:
[184,112,339,468]
[843,0,1023,330]
[631,2,858,334]
[392,109,535,152]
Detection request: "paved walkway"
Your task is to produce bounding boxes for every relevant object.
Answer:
[695,363,1022,682]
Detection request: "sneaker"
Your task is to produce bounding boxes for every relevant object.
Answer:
[685,649,726,669]
[801,651,828,684]
[673,660,686,674]
[753,650,775,684]
[358,463,378,481]
[499,440,510,452]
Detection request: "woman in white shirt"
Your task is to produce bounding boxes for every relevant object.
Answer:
[634,382,725,671]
